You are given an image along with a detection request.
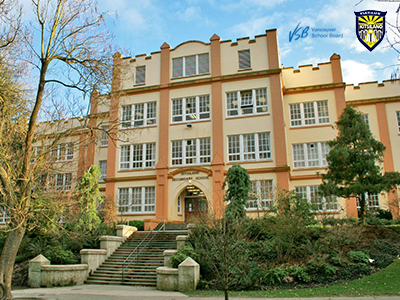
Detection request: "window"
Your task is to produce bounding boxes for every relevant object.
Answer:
[295,185,338,211]
[50,144,73,161]
[121,101,157,128]
[120,143,156,170]
[118,186,155,214]
[226,87,268,117]
[247,180,273,210]
[357,193,380,211]
[48,173,72,191]
[228,132,271,162]
[177,195,182,214]
[135,66,146,85]
[100,125,109,146]
[0,206,9,224]
[99,160,107,181]
[172,53,209,78]
[171,95,210,123]
[396,111,400,133]
[238,49,251,70]
[171,138,211,166]
[289,100,330,127]
[361,114,370,128]
[292,142,329,169]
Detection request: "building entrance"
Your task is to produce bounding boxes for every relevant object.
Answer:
[182,185,208,222]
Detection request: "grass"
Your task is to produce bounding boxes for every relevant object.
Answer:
[186,259,400,298]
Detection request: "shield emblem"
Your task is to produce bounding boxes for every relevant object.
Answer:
[354,10,387,52]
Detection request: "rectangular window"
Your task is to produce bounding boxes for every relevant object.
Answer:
[171,138,211,166]
[121,102,157,128]
[238,49,251,70]
[292,142,329,169]
[99,160,107,181]
[118,186,155,214]
[119,143,156,170]
[362,114,370,128]
[135,66,146,85]
[396,111,400,133]
[50,144,74,161]
[100,125,109,146]
[0,206,9,224]
[226,88,268,117]
[357,193,380,211]
[172,53,209,78]
[171,95,210,123]
[295,185,338,211]
[177,195,182,214]
[289,100,330,127]
[247,180,273,210]
[49,173,72,191]
[227,132,271,162]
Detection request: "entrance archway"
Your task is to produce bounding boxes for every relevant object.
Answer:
[178,185,208,222]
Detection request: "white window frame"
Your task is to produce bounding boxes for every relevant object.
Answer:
[246,180,274,211]
[0,206,9,224]
[99,160,107,181]
[357,193,380,211]
[177,195,182,214]
[361,114,370,128]
[396,111,400,133]
[172,53,209,78]
[295,185,338,212]
[119,143,156,170]
[171,138,211,167]
[289,100,330,127]
[135,65,146,85]
[121,101,157,128]
[226,87,268,117]
[238,49,251,70]
[117,186,156,214]
[100,125,109,146]
[227,132,271,162]
[292,142,329,169]
[50,144,74,162]
[48,173,72,191]
[171,95,210,123]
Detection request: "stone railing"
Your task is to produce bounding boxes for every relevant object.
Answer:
[28,225,137,288]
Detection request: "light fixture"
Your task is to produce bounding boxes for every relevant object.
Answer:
[187,123,192,128]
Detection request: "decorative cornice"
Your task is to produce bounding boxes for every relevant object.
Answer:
[346,95,400,106]
[284,82,345,94]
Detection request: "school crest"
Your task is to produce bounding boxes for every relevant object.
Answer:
[354,10,386,52]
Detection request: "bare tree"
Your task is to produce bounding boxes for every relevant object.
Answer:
[0,0,22,49]
[0,0,113,298]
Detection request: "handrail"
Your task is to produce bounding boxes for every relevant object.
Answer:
[121,219,165,282]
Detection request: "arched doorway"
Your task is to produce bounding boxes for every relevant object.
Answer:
[178,185,208,222]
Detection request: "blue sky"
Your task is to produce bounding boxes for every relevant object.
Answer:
[96,0,400,85]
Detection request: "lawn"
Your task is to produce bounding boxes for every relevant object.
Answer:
[186,259,400,298]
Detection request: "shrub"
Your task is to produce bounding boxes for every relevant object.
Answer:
[170,245,199,268]
[348,251,370,264]
[340,263,371,279]
[286,265,311,283]
[366,216,392,226]
[128,220,144,231]
[43,245,78,264]
[376,209,393,220]
[372,239,399,256]
[370,252,394,269]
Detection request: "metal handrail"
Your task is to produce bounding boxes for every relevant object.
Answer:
[121,219,165,282]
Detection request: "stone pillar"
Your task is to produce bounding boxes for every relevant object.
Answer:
[99,236,124,258]
[28,255,50,288]
[163,250,178,268]
[156,267,179,291]
[80,249,108,274]
[176,235,189,250]
[178,257,200,291]
[116,225,137,239]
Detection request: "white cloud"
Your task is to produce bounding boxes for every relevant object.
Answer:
[175,6,214,26]
[342,59,378,85]
[230,13,283,37]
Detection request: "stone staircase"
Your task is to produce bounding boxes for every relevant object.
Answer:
[85,230,188,286]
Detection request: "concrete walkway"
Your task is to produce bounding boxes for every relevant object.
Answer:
[12,285,400,300]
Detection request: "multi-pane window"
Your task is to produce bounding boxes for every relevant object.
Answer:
[121,101,157,128]
[228,132,271,162]
[396,111,400,133]
[100,125,109,146]
[177,195,182,214]
[48,173,72,191]
[118,187,155,214]
[120,143,156,170]
[171,95,210,123]
[289,101,330,127]
[172,53,209,78]
[292,142,329,169]
[357,193,380,211]
[99,160,107,181]
[295,185,338,211]
[50,144,74,161]
[226,88,268,116]
[238,49,251,70]
[171,138,211,166]
[247,180,273,210]
[0,206,9,224]
[361,114,370,128]
[135,66,146,85]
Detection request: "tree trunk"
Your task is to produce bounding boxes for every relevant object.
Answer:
[0,225,26,300]
[224,288,229,300]
[359,194,366,225]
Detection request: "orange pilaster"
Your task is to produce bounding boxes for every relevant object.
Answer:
[346,197,359,218]
[330,54,346,119]
[86,89,99,169]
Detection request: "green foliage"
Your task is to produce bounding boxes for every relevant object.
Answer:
[170,245,200,268]
[372,239,399,256]
[348,251,370,264]
[128,220,144,231]
[376,209,393,220]
[75,165,103,230]
[366,216,392,226]
[223,165,251,220]
[320,106,400,224]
